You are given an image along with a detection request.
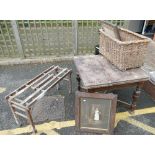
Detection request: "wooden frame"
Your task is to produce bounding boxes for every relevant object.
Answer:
[5,65,72,133]
[75,91,117,134]
[77,74,145,111]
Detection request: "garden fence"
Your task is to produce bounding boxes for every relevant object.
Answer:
[0,20,128,58]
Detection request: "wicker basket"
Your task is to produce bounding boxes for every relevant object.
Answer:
[99,22,150,71]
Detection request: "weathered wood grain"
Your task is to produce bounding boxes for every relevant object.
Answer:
[74,55,149,89]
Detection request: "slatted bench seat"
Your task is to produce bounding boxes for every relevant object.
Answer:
[5,65,72,133]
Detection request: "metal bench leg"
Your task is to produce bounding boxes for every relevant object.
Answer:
[26,108,37,133]
[68,72,72,94]
[8,102,19,125]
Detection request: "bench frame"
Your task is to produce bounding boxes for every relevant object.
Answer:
[5,65,72,133]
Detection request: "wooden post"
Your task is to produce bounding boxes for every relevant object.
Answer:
[11,20,25,58]
[72,20,78,55]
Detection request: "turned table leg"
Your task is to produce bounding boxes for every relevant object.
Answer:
[130,82,144,111]
[76,74,81,91]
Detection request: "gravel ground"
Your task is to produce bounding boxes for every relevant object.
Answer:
[31,96,65,124]
[0,60,155,135]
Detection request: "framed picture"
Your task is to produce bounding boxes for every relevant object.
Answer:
[75,91,117,134]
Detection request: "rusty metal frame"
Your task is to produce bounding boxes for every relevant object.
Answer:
[5,65,72,133]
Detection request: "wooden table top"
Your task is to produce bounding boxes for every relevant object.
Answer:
[74,55,149,89]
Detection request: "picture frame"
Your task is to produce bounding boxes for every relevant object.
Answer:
[75,91,117,134]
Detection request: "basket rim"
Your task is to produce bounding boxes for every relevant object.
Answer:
[99,29,150,45]
[102,21,149,39]
[119,27,149,39]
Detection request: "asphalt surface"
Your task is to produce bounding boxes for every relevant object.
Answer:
[0,60,155,135]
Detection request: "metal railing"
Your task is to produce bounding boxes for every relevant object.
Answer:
[0,20,128,58]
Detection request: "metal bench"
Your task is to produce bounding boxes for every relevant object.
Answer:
[5,65,72,133]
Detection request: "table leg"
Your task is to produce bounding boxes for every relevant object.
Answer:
[130,82,144,111]
[76,74,81,91]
